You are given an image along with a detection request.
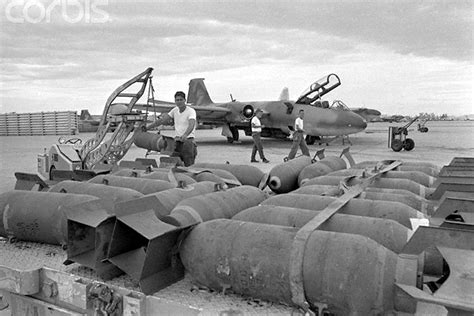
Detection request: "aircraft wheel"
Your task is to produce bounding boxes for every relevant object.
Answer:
[391,139,403,152]
[283,157,289,162]
[403,138,415,151]
[49,165,56,180]
[305,135,316,145]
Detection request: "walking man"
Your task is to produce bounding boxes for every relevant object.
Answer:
[287,109,310,160]
[250,109,269,163]
[147,91,197,166]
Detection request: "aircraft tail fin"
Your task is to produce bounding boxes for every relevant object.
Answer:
[279,87,289,101]
[80,109,93,120]
[188,78,213,105]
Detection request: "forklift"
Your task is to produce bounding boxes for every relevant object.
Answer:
[388,116,419,152]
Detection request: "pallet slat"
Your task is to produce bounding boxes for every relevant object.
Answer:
[0,111,78,136]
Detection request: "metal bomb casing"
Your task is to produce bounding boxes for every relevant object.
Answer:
[192,162,267,187]
[327,169,436,187]
[141,171,196,186]
[262,193,424,229]
[0,191,98,245]
[162,185,267,226]
[112,168,197,186]
[88,174,174,195]
[233,205,410,253]
[133,131,170,152]
[298,156,347,186]
[293,184,435,215]
[354,161,440,177]
[301,175,434,198]
[116,181,219,218]
[48,180,144,210]
[268,156,312,193]
[180,219,412,314]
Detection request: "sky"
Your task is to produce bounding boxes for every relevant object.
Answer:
[0,0,473,116]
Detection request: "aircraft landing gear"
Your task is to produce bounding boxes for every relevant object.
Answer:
[390,139,403,152]
[305,135,317,145]
[227,126,239,143]
[403,138,415,151]
[388,117,419,152]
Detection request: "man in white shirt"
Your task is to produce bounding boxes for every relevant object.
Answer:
[250,109,269,163]
[287,109,310,160]
[147,91,197,166]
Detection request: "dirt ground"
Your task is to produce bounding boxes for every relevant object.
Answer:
[1,120,473,193]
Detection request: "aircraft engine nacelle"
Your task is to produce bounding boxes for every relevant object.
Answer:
[227,103,255,123]
[242,104,254,119]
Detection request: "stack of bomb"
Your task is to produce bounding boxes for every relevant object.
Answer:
[298,160,440,216]
[2,156,473,313]
[177,156,474,314]
[266,155,348,193]
[0,162,262,247]
[265,154,441,216]
[112,165,245,187]
[103,184,267,293]
[0,163,259,286]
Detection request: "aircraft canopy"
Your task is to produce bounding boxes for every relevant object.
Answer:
[296,73,341,105]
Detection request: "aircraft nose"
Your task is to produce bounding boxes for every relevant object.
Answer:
[347,112,367,132]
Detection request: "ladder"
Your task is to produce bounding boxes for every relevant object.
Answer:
[79,68,153,169]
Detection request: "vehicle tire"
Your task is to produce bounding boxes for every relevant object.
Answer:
[49,165,56,180]
[403,138,415,151]
[305,135,316,145]
[391,139,403,152]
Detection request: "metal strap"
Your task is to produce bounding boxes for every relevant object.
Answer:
[289,160,402,312]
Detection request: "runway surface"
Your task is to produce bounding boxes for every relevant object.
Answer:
[1,120,473,193]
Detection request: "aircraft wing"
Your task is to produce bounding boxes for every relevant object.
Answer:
[134,100,232,122]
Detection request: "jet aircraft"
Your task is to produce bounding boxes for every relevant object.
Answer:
[78,109,100,133]
[139,74,367,144]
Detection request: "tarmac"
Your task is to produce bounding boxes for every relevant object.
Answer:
[1,120,473,193]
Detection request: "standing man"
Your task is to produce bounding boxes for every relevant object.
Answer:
[250,109,269,163]
[147,91,197,166]
[287,109,310,160]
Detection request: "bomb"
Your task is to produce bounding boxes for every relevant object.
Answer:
[162,186,267,226]
[180,219,414,314]
[293,185,435,215]
[327,169,436,187]
[0,191,98,245]
[262,193,424,228]
[233,205,409,253]
[301,175,435,198]
[193,163,266,187]
[88,174,174,195]
[268,156,312,193]
[48,180,143,210]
